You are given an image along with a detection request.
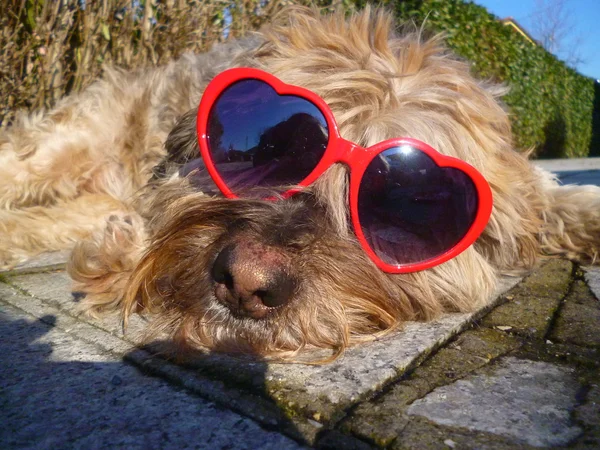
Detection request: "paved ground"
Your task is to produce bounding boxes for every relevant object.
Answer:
[1,161,600,449]
[534,157,600,173]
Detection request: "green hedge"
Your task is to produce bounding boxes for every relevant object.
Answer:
[362,0,595,158]
[589,81,600,156]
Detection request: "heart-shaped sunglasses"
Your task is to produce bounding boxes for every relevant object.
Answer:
[196,68,493,273]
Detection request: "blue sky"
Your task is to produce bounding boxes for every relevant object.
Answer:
[475,0,600,80]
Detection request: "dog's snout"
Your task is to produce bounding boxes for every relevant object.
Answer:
[211,241,296,319]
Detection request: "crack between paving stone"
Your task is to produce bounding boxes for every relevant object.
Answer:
[542,262,580,343]
[408,336,515,401]
[572,383,593,441]
[1,263,67,277]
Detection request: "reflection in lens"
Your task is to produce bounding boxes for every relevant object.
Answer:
[358,146,478,266]
[207,79,329,194]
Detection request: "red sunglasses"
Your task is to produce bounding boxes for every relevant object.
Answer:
[196,68,493,273]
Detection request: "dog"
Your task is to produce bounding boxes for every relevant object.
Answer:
[1,6,599,361]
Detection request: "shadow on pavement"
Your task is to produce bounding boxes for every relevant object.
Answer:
[555,170,600,186]
[0,311,304,449]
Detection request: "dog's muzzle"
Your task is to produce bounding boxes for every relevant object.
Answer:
[211,239,297,319]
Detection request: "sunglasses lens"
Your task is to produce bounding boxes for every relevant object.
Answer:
[358,145,478,267]
[207,79,329,192]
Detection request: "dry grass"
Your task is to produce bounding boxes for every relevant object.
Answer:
[1,0,341,127]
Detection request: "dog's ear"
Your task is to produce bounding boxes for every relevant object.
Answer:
[153,109,199,179]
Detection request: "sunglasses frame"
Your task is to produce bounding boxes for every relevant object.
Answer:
[197,68,493,273]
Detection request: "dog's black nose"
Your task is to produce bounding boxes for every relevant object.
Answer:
[211,241,296,319]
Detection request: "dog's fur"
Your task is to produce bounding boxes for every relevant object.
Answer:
[2,6,600,361]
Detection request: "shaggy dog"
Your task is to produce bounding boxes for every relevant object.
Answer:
[1,6,599,360]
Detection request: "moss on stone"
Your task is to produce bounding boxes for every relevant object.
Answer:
[449,328,522,359]
[344,325,522,446]
[390,416,538,450]
[550,280,600,348]
[481,259,573,339]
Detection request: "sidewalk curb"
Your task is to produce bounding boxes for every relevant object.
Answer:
[533,157,600,172]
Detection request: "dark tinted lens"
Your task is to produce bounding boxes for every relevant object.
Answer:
[358,146,478,266]
[207,79,329,193]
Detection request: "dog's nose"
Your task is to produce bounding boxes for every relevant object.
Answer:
[211,241,296,319]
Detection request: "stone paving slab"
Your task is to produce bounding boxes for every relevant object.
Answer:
[583,265,600,300]
[406,357,582,447]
